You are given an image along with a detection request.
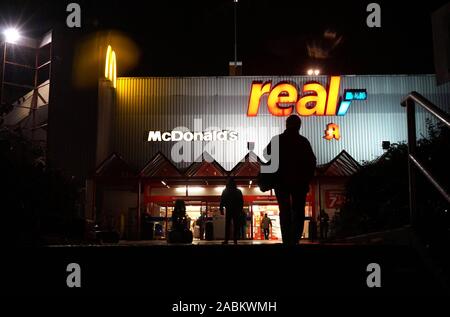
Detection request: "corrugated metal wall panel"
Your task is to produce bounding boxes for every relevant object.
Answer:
[109,75,450,171]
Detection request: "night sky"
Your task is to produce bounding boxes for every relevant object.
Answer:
[0,0,448,76]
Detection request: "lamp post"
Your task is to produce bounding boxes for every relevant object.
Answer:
[1,27,22,105]
[233,0,238,65]
[1,27,53,144]
[229,0,242,76]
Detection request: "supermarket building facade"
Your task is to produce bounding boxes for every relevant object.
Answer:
[89,63,450,240]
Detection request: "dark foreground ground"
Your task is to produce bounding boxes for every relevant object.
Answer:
[2,241,446,304]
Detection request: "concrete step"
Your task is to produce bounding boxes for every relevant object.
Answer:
[3,243,445,296]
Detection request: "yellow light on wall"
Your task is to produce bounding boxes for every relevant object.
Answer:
[105,45,117,88]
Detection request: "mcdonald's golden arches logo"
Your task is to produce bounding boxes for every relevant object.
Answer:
[105,45,117,88]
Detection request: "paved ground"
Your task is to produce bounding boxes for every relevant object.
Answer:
[4,241,445,298]
[118,239,310,246]
[46,239,327,247]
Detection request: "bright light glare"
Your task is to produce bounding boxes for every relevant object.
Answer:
[188,187,204,194]
[307,68,321,76]
[3,28,20,43]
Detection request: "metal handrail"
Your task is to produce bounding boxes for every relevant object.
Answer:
[401,91,450,225]
[409,155,450,204]
[401,92,450,129]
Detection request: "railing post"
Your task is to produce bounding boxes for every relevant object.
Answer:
[405,98,418,227]
[402,91,450,227]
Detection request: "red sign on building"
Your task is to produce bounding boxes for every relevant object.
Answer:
[325,190,346,209]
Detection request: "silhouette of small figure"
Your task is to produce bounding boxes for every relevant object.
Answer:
[196,213,206,240]
[261,213,272,240]
[168,200,193,243]
[240,210,247,239]
[319,209,329,240]
[220,178,244,245]
[264,115,317,245]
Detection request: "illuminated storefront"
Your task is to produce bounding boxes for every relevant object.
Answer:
[89,50,450,240]
[94,149,360,241]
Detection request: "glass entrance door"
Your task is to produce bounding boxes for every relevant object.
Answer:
[251,203,313,240]
[252,205,281,240]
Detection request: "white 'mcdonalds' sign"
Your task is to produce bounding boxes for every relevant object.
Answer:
[148,130,238,142]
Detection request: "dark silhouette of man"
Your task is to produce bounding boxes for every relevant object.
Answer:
[220,178,244,245]
[264,115,316,245]
[261,213,272,240]
[168,199,193,243]
[319,209,329,240]
[240,210,247,239]
[196,214,205,240]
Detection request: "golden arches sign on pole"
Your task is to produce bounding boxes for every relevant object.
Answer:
[105,45,117,88]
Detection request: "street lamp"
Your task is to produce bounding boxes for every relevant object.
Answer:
[1,27,53,144]
[3,27,21,44]
[307,68,321,76]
